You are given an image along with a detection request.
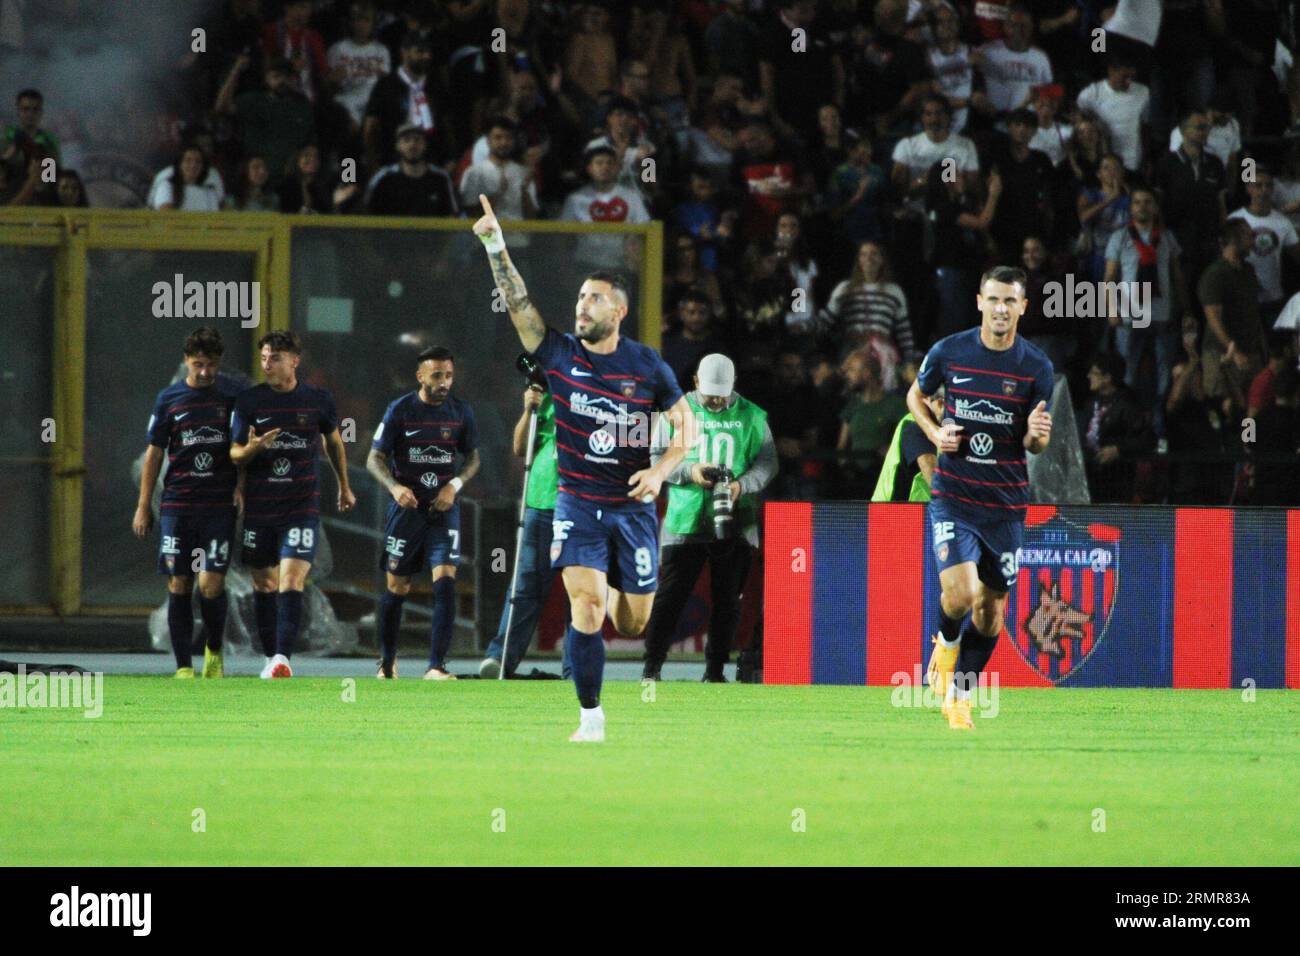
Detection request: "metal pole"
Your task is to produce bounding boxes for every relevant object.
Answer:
[499,403,540,679]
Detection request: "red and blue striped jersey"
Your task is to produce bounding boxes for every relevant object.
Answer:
[371,391,478,508]
[916,328,1054,521]
[531,327,682,507]
[146,374,243,515]
[231,381,338,522]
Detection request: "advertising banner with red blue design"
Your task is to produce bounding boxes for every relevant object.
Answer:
[764,502,1300,688]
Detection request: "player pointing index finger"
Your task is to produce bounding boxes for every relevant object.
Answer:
[473,189,697,743]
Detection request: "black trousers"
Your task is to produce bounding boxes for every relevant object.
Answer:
[643,539,753,671]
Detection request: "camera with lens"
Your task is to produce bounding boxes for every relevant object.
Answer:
[703,465,736,540]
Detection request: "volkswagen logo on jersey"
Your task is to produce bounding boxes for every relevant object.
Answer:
[969,432,994,457]
[420,472,439,488]
[588,428,617,455]
[272,457,291,477]
[193,452,214,473]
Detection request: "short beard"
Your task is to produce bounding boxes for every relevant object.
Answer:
[576,317,614,342]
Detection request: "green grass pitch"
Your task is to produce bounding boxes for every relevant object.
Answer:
[3,678,1298,866]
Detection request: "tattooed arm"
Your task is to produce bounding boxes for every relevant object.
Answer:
[471,193,546,352]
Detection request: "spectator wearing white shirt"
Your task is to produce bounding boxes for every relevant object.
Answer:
[560,145,651,269]
[925,1,975,133]
[148,146,223,211]
[1227,169,1300,323]
[1028,84,1071,166]
[1271,144,1300,234]
[891,94,980,208]
[1077,56,1151,173]
[459,117,538,245]
[972,4,1052,121]
[327,3,390,139]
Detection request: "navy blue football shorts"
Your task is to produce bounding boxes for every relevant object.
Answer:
[158,510,236,576]
[927,498,1023,592]
[240,516,322,569]
[550,493,659,594]
[380,501,460,576]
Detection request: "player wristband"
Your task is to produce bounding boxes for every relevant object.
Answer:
[450,477,463,492]
[477,231,505,253]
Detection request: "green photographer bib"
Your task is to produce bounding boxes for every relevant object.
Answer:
[663,394,767,536]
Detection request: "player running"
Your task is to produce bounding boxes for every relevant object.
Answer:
[472,193,696,742]
[366,346,481,679]
[230,331,356,678]
[907,265,1054,729]
[133,327,244,678]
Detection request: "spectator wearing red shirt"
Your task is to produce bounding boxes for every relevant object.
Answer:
[1247,334,1297,419]
[262,0,329,104]
[729,120,814,243]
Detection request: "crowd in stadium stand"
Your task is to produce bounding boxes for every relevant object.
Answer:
[3,0,1300,506]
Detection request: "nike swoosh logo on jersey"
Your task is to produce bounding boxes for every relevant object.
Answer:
[405,429,420,436]
[570,367,593,377]
[174,412,189,420]
[256,417,273,424]
[637,578,656,587]
[952,377,973,384]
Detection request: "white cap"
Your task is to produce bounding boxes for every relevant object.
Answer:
[696,353,735,397]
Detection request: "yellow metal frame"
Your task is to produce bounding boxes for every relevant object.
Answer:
[0,208,663,613]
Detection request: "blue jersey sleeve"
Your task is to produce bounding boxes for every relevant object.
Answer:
[530,327,567,370]
[652,354,684,412]
[371,399,399,455]
[230,393,251,444]
[318,390,339,435]
[1030,354,1054,411]
[900,420,935,465]
[459,405,479,455]
[146,392,170,447]
[916,341,945,396]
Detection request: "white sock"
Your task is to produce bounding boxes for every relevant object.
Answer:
[580,705,604,724]
[954,684,972,702]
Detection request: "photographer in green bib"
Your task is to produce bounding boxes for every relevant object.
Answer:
[642,354,777,682]
[870,385,944,502]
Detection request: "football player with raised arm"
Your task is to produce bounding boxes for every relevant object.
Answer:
[472,194,696,741]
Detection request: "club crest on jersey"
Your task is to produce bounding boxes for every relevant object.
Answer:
[296,412,310,428]
[1002,379,1017,395]
[440,427,452,441]
[620,381,636,398]
[388,556,400,571]
[1010,511,1120,684]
